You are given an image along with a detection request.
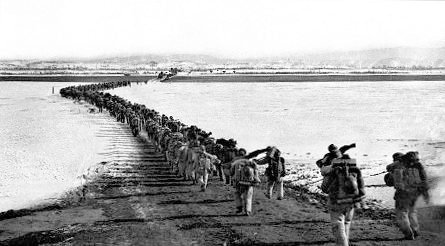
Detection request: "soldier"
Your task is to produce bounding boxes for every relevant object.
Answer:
[254,147,287,200]
[229,147,270,216]
[230,158,261,216]
[319,146,365,246]
[195,145,220,191]
[386,151,430,240]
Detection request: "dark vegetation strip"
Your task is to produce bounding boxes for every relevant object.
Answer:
[2,74,445,83]
[169,74,445,83]
[0,75,154,82]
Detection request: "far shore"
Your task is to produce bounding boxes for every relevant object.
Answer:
[1,73,445,83]
[168,74,445,83]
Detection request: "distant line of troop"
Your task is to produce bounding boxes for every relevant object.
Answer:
[61,81,287,215]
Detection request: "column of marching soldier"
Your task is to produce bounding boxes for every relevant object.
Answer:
[60,81,430,246]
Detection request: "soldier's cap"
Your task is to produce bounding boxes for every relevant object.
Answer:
[392,152,404,161]
[328,144,338,152]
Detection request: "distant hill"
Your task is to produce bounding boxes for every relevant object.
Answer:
[285,47,445,68]
[82,54,231,65]
[92,47,445,68]
[2,47,445,69]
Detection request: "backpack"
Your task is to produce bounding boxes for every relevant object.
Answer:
[240,165,255,184]
[321,174,334,194]
[224,148,236,163]
[265,158,285,180]
[234,160,260,186]
[384,173,394,187]
[330,159,365,204]
[393,165,423,193]
[196,155,212,175]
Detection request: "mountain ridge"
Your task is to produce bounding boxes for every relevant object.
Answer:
[1,47,445,68]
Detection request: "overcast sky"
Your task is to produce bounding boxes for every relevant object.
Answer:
[1,0,445,59]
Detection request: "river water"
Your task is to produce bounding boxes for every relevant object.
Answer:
[109,81,445,207]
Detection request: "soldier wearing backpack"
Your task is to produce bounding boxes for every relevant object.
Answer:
[268,157,287,200]
[195,145,220,192]
[384,152,404,187]
[230,158,261,216]
[212,144,225,181]
[385,151,430,240]
[320,153,365,246]
[255,147,287,200]
[318,143,356,197]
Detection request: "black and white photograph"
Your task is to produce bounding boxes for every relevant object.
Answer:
[1,0,444,245]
